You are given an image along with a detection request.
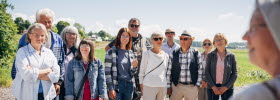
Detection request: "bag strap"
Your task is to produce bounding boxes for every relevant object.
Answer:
[75,62,91,100]
[143,60,164,78]
[263,81,280,100]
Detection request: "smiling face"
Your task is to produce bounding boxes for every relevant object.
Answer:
[151,36,164,48]
[213,36,226,49]
[120,32,130,46]
[37,14,53,32]
[165,32,175,41]
[179,36,192,49]
[28,28,46,46]
[66,31,77,45]
[80,44,91,57]
[242,8,279,68]
[128,21,140,34]
[203,40,213,52]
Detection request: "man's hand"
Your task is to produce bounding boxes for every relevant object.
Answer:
[132,59,138,68]
[201,81,208,88]
[167,88,172,95]
[54,84,61,95]
[109,90,116,100]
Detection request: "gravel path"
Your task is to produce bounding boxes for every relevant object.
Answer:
[0,84,253,100]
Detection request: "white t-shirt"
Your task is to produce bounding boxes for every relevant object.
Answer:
[139,50,169,87]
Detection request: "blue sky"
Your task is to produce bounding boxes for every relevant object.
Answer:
[8,0,255,42]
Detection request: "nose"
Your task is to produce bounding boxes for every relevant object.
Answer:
[242,31,249,41]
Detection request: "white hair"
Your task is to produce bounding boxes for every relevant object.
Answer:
[150,32,164,41]
[36,8,55,21]
[60,26,81,48]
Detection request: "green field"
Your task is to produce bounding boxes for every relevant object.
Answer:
[0,34,270,87]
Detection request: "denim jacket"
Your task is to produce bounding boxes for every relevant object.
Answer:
[65,58,108,100]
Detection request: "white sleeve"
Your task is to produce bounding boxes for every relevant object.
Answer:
[139,51,149,84]
[47,50,60,83]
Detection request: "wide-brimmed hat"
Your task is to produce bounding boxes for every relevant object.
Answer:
[179,30,195,40]
[165,29,175,33]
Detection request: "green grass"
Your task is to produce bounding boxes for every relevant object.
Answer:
[95,48,106,63]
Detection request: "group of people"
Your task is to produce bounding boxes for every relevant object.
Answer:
[10,0,280,100]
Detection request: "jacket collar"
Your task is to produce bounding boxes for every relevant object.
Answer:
[212,48,231,56]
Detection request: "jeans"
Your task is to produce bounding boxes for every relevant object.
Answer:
[116,80,134,100]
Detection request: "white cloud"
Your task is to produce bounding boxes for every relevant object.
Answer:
[140,24,163,37]
[115,19,128,28]
[12,13,35,22]
[218,12,245,21]
[55,17,76,25]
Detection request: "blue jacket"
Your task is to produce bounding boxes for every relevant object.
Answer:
[65,58,108,100]
[11,31,65,84]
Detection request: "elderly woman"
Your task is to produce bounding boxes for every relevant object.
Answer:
[198,38,213,100]
[105,28,138,100]
[231,0,280,100]
[205,33,237,100]
[65,40,108,100]
[59,26,80,99]
[12,23,60,100]
[139,32,169,100]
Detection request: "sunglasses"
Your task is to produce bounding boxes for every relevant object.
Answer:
[165,32,175,34]
[153,37,163,41]
[203,43,212,46]
[130,24,140,28]
[180,38,189,41]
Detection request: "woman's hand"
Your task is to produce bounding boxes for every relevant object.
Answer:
[212,86,221,95]
[132,59,138,68]
[140,84,143,93]
[218,86,228,94]
[167,88,172,95]
[109,90,116,100]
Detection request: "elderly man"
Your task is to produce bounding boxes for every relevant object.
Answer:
[161,29,180,55]
[105,18,151,100]
[11,8,64,99]
[166,30,203,100]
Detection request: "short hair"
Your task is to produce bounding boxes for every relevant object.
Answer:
[114,28,132,50]
[128,18,140,25]
[202,38,212,47]
[60,26,81,48]
[36,8,55,22]
[213,33,228,45]
[26,23,48,43]
[150,32,164,41]
[75,39,96,62]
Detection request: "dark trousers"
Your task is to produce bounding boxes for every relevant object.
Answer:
[38,93,44,100]
[207,84,233,100]
[59,83,65,100]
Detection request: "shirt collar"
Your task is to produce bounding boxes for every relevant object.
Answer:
[27,43,46,53]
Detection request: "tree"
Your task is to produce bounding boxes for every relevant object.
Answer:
[73,23,86,38]
[87,31,94,37]
[51,26,58,33]
[56,21,70,34]
[23,20,30,29]
[14,17,25,34]
[0,0,18,68]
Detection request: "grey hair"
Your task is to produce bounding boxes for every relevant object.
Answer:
[36,8,55,22]
[26,23,48,43]
[150,32,164,41]
[60,26,80,48]
[128,18,141,25]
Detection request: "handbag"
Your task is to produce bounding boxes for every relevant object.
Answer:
[75,62,91,100]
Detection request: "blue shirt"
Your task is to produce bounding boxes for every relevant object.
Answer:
[117,47,132,82]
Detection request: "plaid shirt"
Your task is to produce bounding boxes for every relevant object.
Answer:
[166,48,203,88]
[201,52,208,81]
[105,46,138,90]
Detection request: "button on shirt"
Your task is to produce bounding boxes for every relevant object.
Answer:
[161,42,180,55]
[13,43,60,100]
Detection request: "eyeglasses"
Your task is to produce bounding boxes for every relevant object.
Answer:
[203,43,211,46]
[121,35,130,39]
[67,32,77,36]
[130,24,140,28]
[153,37,163,41]
[165,32,175,35]
[32,33,45,38]
[80,44,90,48]
[215,39,225,42]
[180,38,189,41]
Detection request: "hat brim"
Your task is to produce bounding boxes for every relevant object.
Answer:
[179,36,195,40]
